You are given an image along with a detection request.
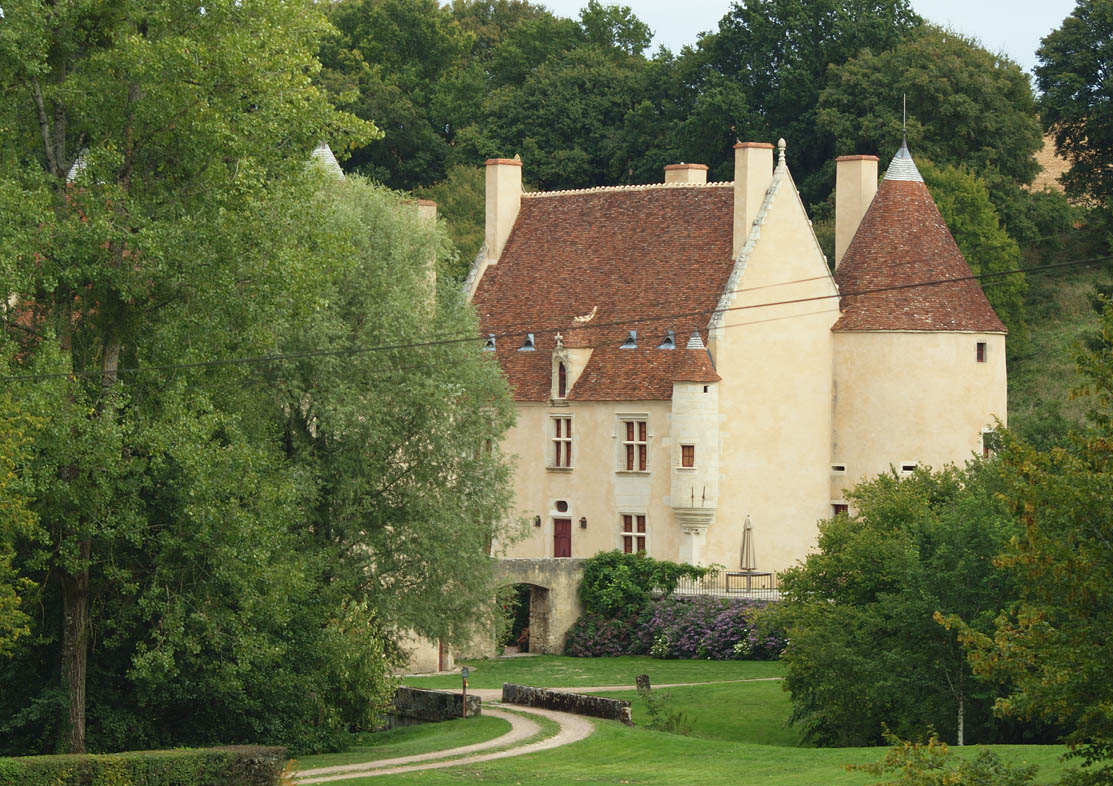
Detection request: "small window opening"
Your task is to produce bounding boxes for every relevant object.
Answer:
[681,444,695,468]
[483,334,496,351]
[557,362,567,397]
[976,342,987,363]
[831,464,846,473]
[555,500,568,513]
[519,333,535,351]
[703,385,709,393]
[832,503,849,516]
[657,330,676,350]
[620,330,637,349]
[900,463,917,474]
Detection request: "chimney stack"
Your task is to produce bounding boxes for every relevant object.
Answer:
[664,163,708,184]
[485,157,523,263]
[835,155,879,267]
[733,142,774,259]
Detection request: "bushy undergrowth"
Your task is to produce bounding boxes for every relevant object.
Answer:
[564,596,785,660]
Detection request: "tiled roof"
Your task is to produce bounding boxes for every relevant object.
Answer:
[833,146,1006,333]
[472,185,732,401]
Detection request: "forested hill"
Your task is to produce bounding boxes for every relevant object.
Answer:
[316,0,1112,446]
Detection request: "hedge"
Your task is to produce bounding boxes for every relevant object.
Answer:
[0,745,286,786]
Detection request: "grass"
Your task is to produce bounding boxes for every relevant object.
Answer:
[294,716,511,770]
[595,679,803,747]
[333,722,1071,786]
[404,655,783,690]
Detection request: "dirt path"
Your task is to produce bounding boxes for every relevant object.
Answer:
[294,705,592,783]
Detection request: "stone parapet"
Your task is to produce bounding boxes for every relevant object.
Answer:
[501,683,633,725]
[393,687,480,722]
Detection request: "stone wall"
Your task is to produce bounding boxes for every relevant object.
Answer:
[393,687,481,722]
[501,683,633,725]
[491,559,586,655]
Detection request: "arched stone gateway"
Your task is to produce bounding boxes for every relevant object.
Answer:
[494,559,586,654]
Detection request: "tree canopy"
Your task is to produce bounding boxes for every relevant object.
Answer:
[0,0,515,757]
[1036,0,1113,203]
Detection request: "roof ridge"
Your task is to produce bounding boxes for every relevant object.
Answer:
[523,182,734,199]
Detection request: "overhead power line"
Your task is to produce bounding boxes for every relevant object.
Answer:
[1,253,1110,384]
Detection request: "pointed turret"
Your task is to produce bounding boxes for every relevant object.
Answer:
[833,143,1005,333]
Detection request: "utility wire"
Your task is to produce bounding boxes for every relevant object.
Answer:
[2,253,1110,384]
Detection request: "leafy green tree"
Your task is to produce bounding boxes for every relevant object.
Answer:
[818,25,1042,189]
[319,0,471,188]
[694,0,921,201]
[578,0,652,56]
[1036,0,1113,203]
[775,464,1027,747]
[0,396,40,658]
[957,304,1113,785]
[919,161,1028,352]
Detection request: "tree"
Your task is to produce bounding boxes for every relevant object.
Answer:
[919,161,1028,352]
[775,464,1030,747]
[0,0,408,755]
[694,0,921,201]
[957,304,1113,785]
[1036,0,1113,203]
[578,0,652,56]
[818,25,1042,189]
[0,396,40,658]
[416,164,487,279]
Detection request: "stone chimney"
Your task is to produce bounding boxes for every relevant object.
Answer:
[485,157,523,263]
[733,142,774,259]
[664,163,708,184]
[835,155,879,267]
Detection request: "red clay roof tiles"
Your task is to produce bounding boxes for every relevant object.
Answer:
[833,173,1006,333]
[472,185,733,401]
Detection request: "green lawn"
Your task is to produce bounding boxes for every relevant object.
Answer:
[294,716,511,770]
[322,656,1072,785]
[404,655,783,690]
[334,722,1071,786]
[595,679,803,747]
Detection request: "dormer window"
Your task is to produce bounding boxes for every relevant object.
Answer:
[558,362,567,398]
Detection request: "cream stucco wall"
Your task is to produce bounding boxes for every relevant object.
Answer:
[706,173,841,573]
[831,331,1007,501]
[496,400,689,561]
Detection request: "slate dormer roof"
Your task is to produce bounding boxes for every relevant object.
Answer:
[471,184,728,401]
[833,143,1006,334]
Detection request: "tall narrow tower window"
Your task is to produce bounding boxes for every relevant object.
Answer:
[557,362,567,397]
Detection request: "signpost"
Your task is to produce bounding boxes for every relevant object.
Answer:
[461,666,470,719]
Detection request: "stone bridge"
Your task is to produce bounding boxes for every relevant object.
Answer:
[494,559,587,655]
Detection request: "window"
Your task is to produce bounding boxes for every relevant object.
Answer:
[832,503,849,517]
[621,419,647,471]
[557,362,567,397]
[680,444,695,468]
[900,463,917,475]
[621,514,646,553]
[551,416,572,468]
[976,342,987,363]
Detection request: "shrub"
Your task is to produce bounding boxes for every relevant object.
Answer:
[563,613,637,657]
[0,745,286,786]
[578,551,706,618]
[636,596,784,660]
[848,729,1038,785]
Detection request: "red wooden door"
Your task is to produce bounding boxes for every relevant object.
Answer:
[553,518,572,558]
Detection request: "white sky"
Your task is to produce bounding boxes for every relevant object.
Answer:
[538,0,1080,76]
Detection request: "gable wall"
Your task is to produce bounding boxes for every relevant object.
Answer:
[706,177,840,572]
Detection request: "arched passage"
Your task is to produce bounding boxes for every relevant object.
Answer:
[494,559,585,654]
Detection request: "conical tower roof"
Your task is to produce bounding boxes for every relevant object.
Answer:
[833,143,1005,333]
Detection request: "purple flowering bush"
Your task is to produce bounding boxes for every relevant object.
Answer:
[563,613,638,657]
[564,597,786,660]
[634,597,786,660]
